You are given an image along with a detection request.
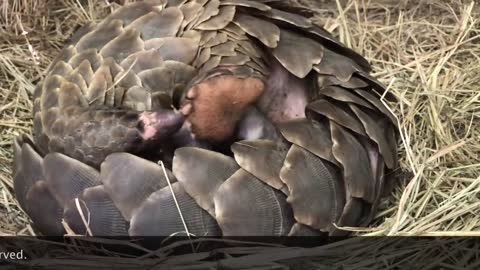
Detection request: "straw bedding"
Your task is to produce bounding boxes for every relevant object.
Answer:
[0,0,479,268]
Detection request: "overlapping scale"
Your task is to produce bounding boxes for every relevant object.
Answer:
[13,139,44,210]
[43,153,101,207]
[307,99,366,136]
[119,49,164,73]
[330,122,375,203]
[233,14,280,48]
[49,61,73,77]
[144,37,198,62]
[99,29,144,63]
[100,153,174,220]
[129,182,221,236]
[278,119,338,166]
[349,105,396,169]
[354,89,398,128]
[313,48,364,82]
[76,19,124,52]
[107,1,162,26]
[272,29,324,78]
[263,7,313,28]
[330,197,365,236]
[214,169,294,236]
[63,186,128,236]
[127,8,184,40]
[280,145,344,231]
[195,0,220,26]
[320,86,374,110]
[25,181,65,236]
[172,147,239,216]
[180,2,203,29]
[195,6,235,30]
[231,140,288,192]
[220,0,271,11]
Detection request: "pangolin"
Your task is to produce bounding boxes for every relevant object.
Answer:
[12,0,398,236]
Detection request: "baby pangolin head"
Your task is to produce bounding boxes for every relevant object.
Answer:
[180,74,265,142]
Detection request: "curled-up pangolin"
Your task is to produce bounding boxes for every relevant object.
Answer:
[13,0,398,236]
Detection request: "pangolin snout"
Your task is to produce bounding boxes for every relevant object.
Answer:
[138,110,185,141]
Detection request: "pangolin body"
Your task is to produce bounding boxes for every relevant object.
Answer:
[13,0,398,236]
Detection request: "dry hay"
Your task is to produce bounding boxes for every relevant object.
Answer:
[0,0,479,268]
